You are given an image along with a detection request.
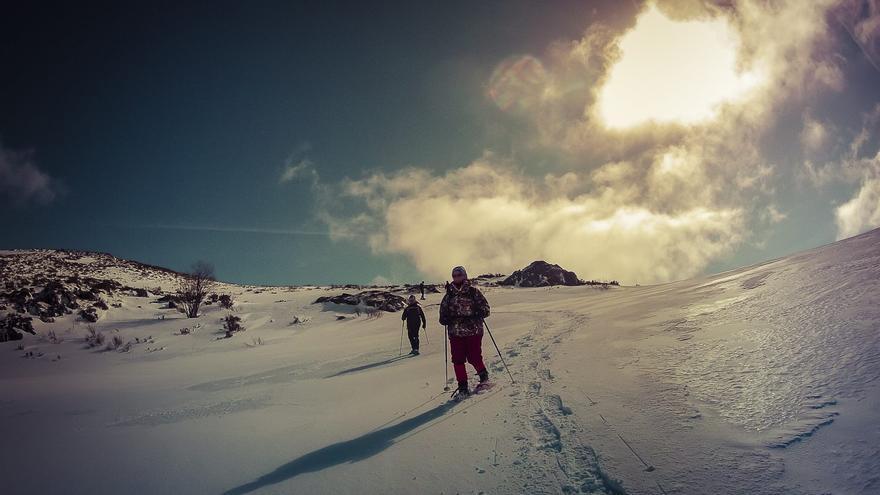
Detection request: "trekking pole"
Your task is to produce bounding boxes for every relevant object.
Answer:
[483,319,515,384]
[422,326,429,345]
[399,321,405,356]
[443,325,450,391]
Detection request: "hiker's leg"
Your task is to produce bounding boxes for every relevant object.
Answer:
[449,336,468,382]
[407,326,419,350]
[466,333,487,374]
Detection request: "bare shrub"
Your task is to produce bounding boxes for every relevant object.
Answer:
[218,294,234,309]
[106,334,124,351]
[84,325,106,348]
[365,307,383,320]
[177,261,217,318]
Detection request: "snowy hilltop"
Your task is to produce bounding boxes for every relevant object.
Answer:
[1,229,879,495]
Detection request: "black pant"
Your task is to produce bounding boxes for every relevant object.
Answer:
[407,325,421,350]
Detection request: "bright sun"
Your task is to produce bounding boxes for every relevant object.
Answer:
[596,4,763,129]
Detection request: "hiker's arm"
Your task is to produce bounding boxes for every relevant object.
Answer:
[419,307,426,328]
[474,289,490,318]
[438,296,450,325]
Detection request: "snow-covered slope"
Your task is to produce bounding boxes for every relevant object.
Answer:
[0,249,187,293]
[1,230,878,494]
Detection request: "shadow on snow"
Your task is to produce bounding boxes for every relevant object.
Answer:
[324,354,413,378]
[222,400,455,495]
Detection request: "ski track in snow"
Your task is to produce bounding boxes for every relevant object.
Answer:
[483,311,629,494]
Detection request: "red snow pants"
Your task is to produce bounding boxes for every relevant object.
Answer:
[449,333,486,383]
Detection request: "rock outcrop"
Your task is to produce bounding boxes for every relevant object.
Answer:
[500,261,583,287]
[314,290,407,312]
[0,313,35,342]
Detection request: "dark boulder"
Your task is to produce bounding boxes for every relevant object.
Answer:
[314,290,406,312]
[0,313,35,342]
[79,307,99,322]
[500,261,583,287]
[314,293,361,306]
[33,282,78,316]
[76,289,98,301]
[358,290,407,312]
[5,288,32,308]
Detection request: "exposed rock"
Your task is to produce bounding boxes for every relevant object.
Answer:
[76,289,98,301]
[79,307,99,322]
[500,261,583,287]
[0,313,35,342]
[4,288,32,308]
[358,290,407,312]
[156,294,180,309]
[314,290,406,312]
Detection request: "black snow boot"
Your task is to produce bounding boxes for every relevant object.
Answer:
[409,349,420,356]
[455,380,470,397]
[478,369,489,383]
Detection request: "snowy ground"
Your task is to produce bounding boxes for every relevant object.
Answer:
[1,229,878,494]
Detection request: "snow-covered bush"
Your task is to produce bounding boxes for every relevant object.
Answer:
[222,314,244,338]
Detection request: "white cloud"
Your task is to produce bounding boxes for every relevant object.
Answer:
[279,158,317,184]
[801,114,831,154]
[0,143,59,206]
[322,155,746,284]
[320,0,865,283]
[801,104,880,189]
[836,151,880,239]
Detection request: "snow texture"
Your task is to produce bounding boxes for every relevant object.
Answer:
[1,229,879,494]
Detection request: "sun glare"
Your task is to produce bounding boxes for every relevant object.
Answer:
[596,4,763,129]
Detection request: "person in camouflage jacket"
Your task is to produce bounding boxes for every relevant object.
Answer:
[439,265,490,395]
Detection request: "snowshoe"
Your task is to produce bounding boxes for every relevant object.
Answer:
[478,369,489,383]
[451,381,471,400]
[473,381,496,394]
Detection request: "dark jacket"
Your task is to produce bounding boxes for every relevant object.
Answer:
[401,302,426,330]
[438,280,490,337]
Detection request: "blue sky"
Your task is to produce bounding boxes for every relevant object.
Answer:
[2,1,879,285]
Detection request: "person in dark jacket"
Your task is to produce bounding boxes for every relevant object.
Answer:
[419,281,425,300]
[438,265,490,396]
[401,295,426,355]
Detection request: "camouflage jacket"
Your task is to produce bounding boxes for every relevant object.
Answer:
[439,281,490,337]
